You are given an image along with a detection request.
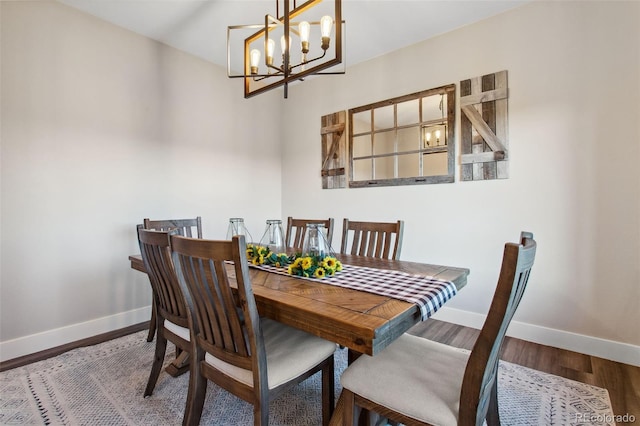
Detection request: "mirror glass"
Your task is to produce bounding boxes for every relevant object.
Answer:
[374,130,395,155]
[352,111,371,134]
[353,159,371,181]
[397,99,419,126]
[375,105,394,130]
[352,134,372,157]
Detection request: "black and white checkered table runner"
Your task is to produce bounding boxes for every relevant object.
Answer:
[250,263,457,321]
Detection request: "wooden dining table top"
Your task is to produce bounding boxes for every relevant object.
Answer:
[129,253,469,356]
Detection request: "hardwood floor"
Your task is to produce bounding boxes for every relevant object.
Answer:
[407,319,640,422]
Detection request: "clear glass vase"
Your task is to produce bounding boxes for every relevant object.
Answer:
[259,220,286,254]
[302,223,333,257]
[226,218,253,243]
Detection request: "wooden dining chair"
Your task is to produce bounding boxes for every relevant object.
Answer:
[144,217,203,238]
[170,234,337,426]
[340,219,404,260]
[340,232,537,426]
[137,227,191,397]
[285,216,335,251]
[142,217,203,341]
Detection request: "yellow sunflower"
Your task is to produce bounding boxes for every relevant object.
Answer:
[301,257,313,270]
[314,268,326,278]
[322,257,337,269]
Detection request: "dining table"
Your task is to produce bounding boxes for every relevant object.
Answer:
[128,252,469,424]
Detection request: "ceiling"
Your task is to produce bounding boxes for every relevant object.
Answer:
[57,0,528,70]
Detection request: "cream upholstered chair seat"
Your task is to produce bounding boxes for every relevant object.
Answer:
[205,318,337,389]
[166,317,336,387]
[164,320,190,341]
[341,333,469,425]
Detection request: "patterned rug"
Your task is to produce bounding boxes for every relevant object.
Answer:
[0,331,614,425]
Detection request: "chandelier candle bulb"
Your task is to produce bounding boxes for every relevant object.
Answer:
[299,21,310,53]
[320,15,333,50]
[250,49,260,74]
[266,38,275,66]
[280,35,291,55]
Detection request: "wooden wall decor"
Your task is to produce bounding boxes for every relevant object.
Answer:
[460,70,509,181]
[321,110,347,189]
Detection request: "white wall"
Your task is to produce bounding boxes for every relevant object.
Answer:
[281,1,640,365]
[0,1,282,360]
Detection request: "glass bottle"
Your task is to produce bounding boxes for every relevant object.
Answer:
[302,223,333,257]
[259,220,285,253]
[226,218,253,243]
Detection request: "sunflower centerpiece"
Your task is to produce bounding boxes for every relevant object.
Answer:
[245,222,342,279]
[287,254,342,279]
[287,222,341,278]
[246,244,291,267]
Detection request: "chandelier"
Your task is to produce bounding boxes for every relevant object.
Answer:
[227,0,344,99]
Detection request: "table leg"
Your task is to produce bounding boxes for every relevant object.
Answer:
[165,350,190,377]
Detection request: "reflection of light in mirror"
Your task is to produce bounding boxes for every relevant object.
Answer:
[422,124,447,148]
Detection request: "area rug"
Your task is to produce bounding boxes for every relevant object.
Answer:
[0,331,615,425]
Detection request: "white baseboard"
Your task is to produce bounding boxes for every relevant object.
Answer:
[2,305,638,368]
[0,306,151,363]
[432,307,640,367]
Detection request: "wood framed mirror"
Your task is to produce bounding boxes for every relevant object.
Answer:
[348,84,456,187]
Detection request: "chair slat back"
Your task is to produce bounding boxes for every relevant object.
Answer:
[340,219,404,260]
[285,217,335,251]
[171,235,264,373]
[137,226,189,328]
[144,217,203,239]
[460,232,537,425]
